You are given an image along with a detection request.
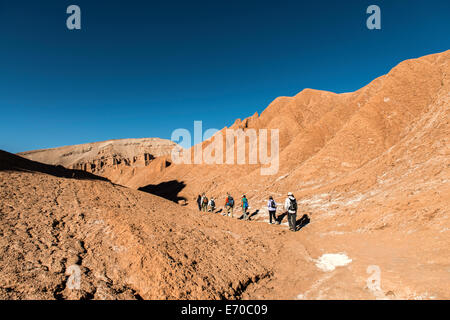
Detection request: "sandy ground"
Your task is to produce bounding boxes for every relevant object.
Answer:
[0,162,448,299]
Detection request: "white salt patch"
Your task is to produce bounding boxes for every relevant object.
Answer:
[316,253,352,272]
[344,194,365,206]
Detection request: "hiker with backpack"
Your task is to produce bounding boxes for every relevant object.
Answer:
[201,193,209,212]
[224,193,234,217]
[208,197,216,212]
[267,196,278,224]
[284,192,297,231]
[241,195,249,220]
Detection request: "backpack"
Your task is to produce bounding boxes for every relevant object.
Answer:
[269,199,276,209]
[210,199,215,207]
[228,196,234,207]
[288,198,297,212]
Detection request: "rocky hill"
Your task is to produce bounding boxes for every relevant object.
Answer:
[138,51,450,235]
[18,138,177,185]
[0,150,277,299]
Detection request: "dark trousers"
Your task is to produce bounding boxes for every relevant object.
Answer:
[197,203,201,211]
[269,210,277,224]
[288,212,297,231]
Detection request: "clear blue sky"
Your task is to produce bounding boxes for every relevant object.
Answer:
[0,0,449,153]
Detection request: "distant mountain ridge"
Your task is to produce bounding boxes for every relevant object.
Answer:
[18,138,177,177]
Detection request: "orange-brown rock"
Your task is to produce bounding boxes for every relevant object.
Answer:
[2,51,449,300]
[18,138,177,185]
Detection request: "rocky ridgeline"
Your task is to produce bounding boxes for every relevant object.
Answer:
[18,138,177,175]
[70,152,156,173]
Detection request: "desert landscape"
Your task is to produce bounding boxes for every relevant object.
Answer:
[1,50,449,300]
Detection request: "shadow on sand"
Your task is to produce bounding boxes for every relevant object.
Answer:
[238,209,259,220]
[296,214,310,231]
[275,212,310,231]
[138,180,187,203]
[276,212,287,224]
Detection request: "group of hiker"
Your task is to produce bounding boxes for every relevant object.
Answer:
[265,192,299,231]
[196,191,299,232]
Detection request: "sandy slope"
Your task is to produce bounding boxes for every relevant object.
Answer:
[0,152,279,299]
[0,151,448,299]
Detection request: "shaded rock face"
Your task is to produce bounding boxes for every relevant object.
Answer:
[18,138,177,177]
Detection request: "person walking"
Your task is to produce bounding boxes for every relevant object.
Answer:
[208,197,216,212]
[196,194,202,211]
[241,195,249,220]
[224,193,234,217]
[267,196,277,224]
[284,192,297,231]
[200,193,205,205]
[201,194,208,212]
